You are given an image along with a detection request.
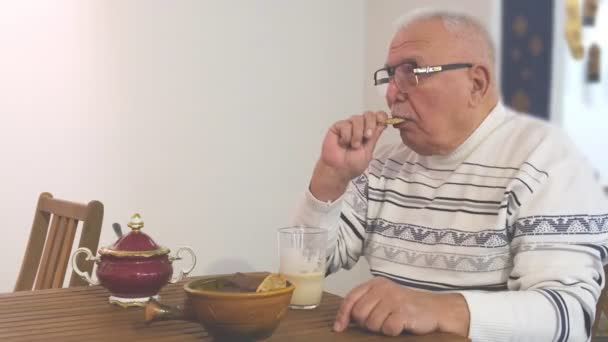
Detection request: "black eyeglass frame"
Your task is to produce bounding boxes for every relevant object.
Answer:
[373,62,473,89]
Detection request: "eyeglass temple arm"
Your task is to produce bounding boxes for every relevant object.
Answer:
[439,63,473,70]
[414,63,473,74]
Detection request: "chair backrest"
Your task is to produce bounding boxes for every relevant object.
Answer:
[594,187,608,336]
[593,264,608,337]
[14,192,104,291]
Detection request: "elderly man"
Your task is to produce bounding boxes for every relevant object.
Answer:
[292,10,608,342]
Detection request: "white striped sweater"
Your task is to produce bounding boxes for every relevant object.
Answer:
[292,103,608,342]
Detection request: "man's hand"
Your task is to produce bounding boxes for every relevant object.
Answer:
[310,111,388,202]
[333,277,470,337]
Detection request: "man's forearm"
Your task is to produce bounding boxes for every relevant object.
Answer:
[309,160,350,202]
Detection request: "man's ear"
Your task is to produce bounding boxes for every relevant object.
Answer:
[468,65,491,106]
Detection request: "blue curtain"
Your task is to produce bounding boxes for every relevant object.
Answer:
[501,0,554,120]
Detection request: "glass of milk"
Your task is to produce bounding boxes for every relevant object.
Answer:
[278,226,327,309]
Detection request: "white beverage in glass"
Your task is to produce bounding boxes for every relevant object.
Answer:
[278,227,327,309]
[282,272,324,307]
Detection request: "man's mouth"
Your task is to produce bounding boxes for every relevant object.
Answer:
[392,113,413,121]
[394,120,409,128]
[389,113,413,128]
[389,105,414,125]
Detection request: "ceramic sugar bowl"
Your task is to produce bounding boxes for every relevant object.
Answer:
[71,213,196,307]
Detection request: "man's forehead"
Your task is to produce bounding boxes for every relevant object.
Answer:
[387,20,452,63]
[389,38,429,51]
[387,36,430,66]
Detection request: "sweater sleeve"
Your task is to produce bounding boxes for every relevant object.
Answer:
[460,132,608,342]
[291,173,370,274]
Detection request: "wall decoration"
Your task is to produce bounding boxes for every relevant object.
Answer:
[566,0,585,59]
[502,0,554,119]
[583,0,599,26]
[587,43,601,82]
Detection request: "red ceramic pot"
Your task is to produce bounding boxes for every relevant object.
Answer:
[72,214,196,307]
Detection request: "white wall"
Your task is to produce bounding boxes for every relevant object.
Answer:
[0,0,512,297]
[0,0,366,293]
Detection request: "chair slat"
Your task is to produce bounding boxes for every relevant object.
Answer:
[42,216,70,289]
[13,193,53,292]
[52,218,78,288]
[34,215,62,290]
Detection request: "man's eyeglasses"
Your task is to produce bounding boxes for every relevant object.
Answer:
[373,62,473,93]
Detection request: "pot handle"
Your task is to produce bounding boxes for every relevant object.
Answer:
[144,298,195,323]
[168,247,197,283]
[71,247,100,286]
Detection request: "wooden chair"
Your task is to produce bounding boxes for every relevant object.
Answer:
[14,192,104,291]
[592,187,608,338]
[593,264,608,338]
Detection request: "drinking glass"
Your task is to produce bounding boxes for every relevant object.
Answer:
[278,227,327,309]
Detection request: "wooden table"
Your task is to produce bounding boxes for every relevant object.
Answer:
[0,278,468,341]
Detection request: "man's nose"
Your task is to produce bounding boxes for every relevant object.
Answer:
[386,80,407,105]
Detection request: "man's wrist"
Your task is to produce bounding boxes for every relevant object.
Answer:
[437,293,470,337]
[309,160,350,202]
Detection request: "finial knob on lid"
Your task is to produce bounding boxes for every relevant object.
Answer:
[128,213,144,232]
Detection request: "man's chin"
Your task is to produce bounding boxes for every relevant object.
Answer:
[399,132,416,150]
[400,133,432,155]
[399,131,413,146]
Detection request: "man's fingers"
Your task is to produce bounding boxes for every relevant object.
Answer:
[381,312,407,337]
[375,111,389,125]
[365,123,387,154]
[363,112,378,140]
[351,295,381,327]
[333,120,352,148]
[333,282,371,332]
[333,111,388,150]
[363,299,392,332]
[350,115,365,149]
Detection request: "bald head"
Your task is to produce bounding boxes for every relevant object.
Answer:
[394,9,496,90]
